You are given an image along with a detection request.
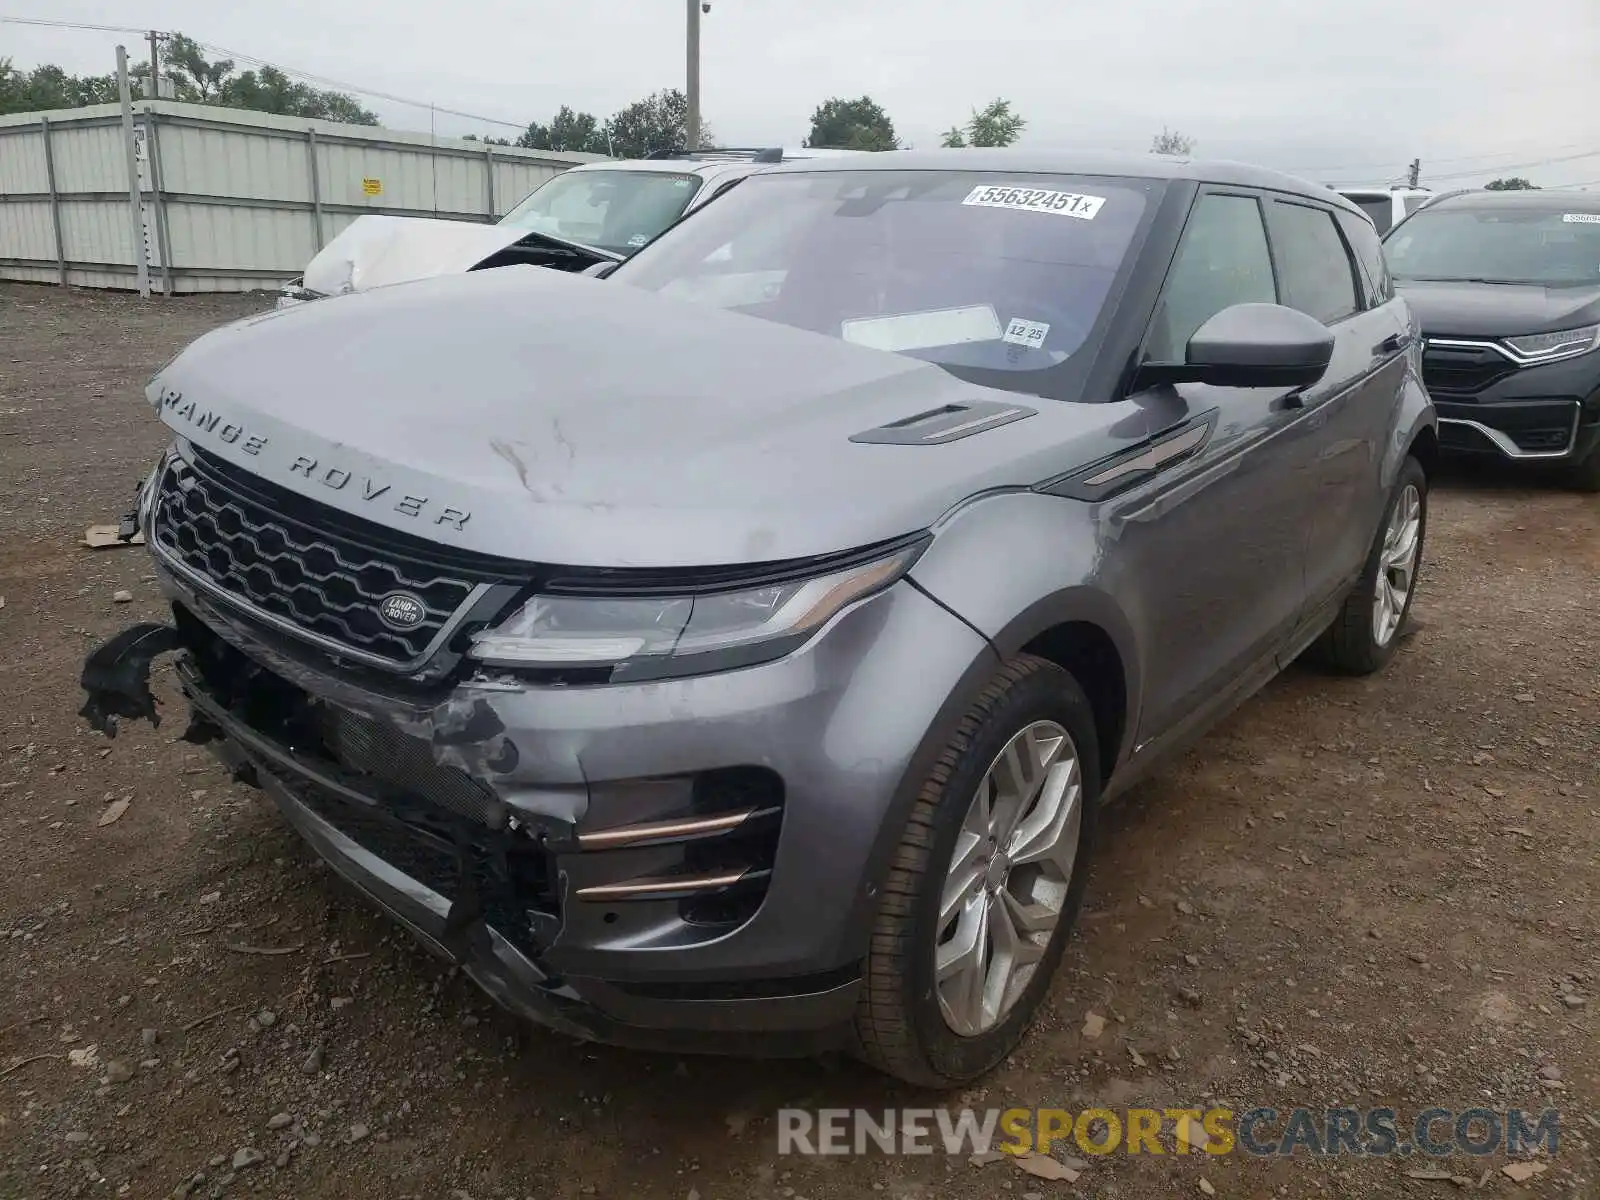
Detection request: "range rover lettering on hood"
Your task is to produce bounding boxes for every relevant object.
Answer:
[156,387,473,532]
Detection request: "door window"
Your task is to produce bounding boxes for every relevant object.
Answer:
[1267,200,1361,324]
[1334,209,1394,308]
[1146,193,1277,362]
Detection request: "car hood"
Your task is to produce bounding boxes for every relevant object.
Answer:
[1394,278,1600,338]
[299,215,617,296]
[148,266,1129,568]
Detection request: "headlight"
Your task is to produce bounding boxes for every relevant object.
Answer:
[1503,323,1600,364]
[467,543,924,680]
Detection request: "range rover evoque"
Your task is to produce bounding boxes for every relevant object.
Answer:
[81,151,1436,1087]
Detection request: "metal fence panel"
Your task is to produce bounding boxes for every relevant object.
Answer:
[0,200,57,259]
[59,198,136,270]
[48,120,128,193]
[0,126,49,193]
[0,100,600,292]
[156,119,313,203]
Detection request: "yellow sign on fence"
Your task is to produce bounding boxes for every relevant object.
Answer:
[361,178,382,196]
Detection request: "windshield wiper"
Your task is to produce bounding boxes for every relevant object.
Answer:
[1397,275,1526,286]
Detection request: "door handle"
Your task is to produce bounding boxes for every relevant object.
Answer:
[1372,333,1406,356]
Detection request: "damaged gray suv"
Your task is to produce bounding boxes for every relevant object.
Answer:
[82,151,1436,1087]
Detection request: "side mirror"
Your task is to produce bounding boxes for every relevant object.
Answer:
[1137,303,1334,390]
[1184,303,1334,388]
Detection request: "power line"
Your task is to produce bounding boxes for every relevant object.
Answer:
[1321,148,1600,187]
[1422,148,1600,183]
[1287,140,1597,175]
[0,15,530,131]
[0,15,148,34]
[189,38,528,129]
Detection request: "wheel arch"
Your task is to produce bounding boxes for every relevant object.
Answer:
[1407,422,1439,481]
[1015,619,1129,790]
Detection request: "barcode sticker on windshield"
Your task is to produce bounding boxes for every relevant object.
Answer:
[963,185,1105,219]
[1003,318,1050,348]
[1562,213,1600,224]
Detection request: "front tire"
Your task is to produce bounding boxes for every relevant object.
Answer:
[1311,455,1428,675]
[852,655,1100,1088]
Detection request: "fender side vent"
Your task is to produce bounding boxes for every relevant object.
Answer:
[849,399,1036,445]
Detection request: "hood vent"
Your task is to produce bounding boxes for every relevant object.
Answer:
[849,399,1036,446]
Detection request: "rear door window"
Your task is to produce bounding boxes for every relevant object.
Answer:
[1334,209,1394,308]
[1267,200,1362,324]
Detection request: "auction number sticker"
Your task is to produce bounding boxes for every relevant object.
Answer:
[1562,213,1600,224]
[963,184,1105,219]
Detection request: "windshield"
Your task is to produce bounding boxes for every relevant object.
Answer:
[499,170,703,255]
[1384,206,1600,286]
[612,170,1157,396]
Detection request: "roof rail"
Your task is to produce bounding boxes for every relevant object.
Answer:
[642,146,784,162]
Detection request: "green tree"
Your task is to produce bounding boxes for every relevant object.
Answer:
[162,35,226,100]
[545,105,606,152]
[1484,177,1538,190]
[602,89,704,158]
[220,64,378,124]
[806,96,899,151]
[516,119,552,150]
[941,98,1026,148]
[1150,126,1195,156]
[0,60,123,112]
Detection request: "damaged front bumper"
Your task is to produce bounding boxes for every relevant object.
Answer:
[274,279,328,309]
[78,537,994,1054]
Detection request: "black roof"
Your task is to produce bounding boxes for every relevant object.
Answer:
[762,148,1362,214]
[1415,188,1600,214]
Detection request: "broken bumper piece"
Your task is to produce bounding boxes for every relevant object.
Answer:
[78,622,182,737]
[77,618,862,1057]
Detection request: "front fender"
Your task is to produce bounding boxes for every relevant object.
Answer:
[906,490,1143,761]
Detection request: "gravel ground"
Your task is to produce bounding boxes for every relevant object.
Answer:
[0,282,1595,1200]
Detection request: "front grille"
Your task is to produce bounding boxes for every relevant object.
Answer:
[153,450,522,668]
[1421,346,1519,397]
[315,704,502,828]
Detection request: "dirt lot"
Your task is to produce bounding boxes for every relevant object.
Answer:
[0,282,1595,1200]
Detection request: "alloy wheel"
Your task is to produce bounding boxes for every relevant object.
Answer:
[935,720,1082,1037]
[1372,483,1422,647]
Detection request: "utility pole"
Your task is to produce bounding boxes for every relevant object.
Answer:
[116,45,151,298]
[685,0,701,151]
[1408,158,1421,188]
[147,30,160,99]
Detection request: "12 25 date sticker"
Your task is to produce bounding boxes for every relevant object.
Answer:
[962,185,1105,219]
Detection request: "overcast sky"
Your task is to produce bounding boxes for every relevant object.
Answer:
[8,0,1600,189]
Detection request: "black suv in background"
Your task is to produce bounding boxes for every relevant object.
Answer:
[1383,189,1600,489]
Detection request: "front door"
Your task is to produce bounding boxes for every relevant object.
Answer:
[1265,198,1409,619]
[1109,190,1324,747]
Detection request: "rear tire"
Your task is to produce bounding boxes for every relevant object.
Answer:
[852,655,1100,1088]
[1311,456,1428,675]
